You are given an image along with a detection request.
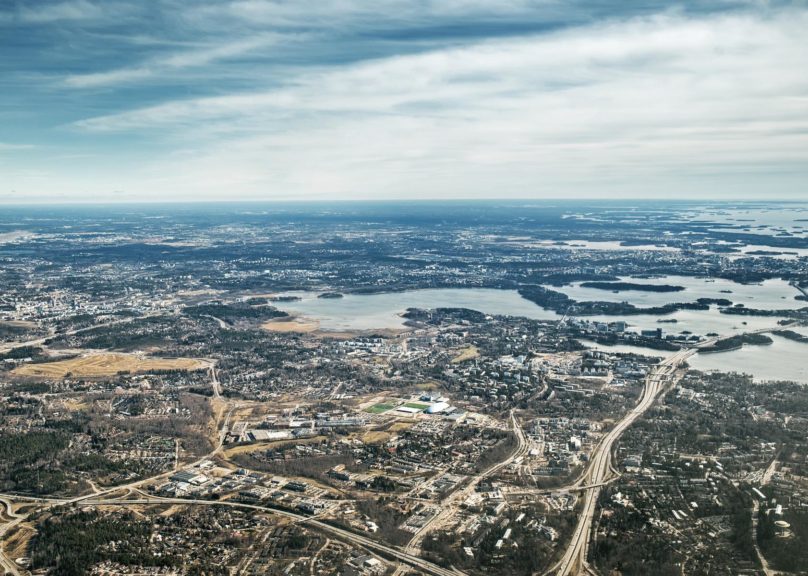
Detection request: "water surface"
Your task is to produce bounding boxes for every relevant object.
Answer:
[688,335,808,383]
[276,288,559,331]
[549,276,800,310]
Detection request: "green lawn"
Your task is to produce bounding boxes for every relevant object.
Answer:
[402,402,429,411]
[365,403,396,414]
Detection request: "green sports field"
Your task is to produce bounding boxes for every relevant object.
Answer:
[402,402,429,411]
[365,402,396,414]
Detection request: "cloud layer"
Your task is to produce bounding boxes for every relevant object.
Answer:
[1,1,807,202]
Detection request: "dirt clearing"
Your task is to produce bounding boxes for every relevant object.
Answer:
[13,352,208,379]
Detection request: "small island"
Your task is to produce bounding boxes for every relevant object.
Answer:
[772,329,808,344]
[318,292,344,299]
[269,295,302,302]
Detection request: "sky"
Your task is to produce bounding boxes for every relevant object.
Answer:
[1,0,807,203]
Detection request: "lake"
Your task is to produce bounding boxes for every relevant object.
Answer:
[546,276,801,310]
[274,286,808,383]
[276,285,800,339]
[275,288,560,331]
[688,334,808,384]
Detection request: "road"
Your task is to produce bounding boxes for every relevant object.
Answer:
[75,496,463,576]
[751,501,777,576]
[0,498,26,575]
[0,312,176,574]
[201,314,228,330]
[545,331,778,574]
[0,327,772,575]
[0,312,172,355]
[0,497,28,576]
[0,401,235,575]
[751,453,781,576]
[0,516,23,576]
[549,347,696,576]
[401,411,528,559]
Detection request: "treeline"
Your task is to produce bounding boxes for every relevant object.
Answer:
[0,431,69,467]
[30,509,175,576]
[517,285,732,317]
[0,431,71,494]
[183,302,288,324]
[473,431,517,473]
[44,316,184,350]
[403,307,488,324]
[233,451,355,481]
[721,305,808,317]
[0,345,44,360]
[0,421,173,494]
[0,322,32,338]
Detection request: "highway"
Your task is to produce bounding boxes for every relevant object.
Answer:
[549,347,696,576]
[0,330,771,575]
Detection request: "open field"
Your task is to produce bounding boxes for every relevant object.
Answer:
[0,320,38,329]
[360,431,393,444]
[388,421,416,433]
[3,523,35,563]
[451,345,479,363]
[13,352,209,379]
[224,435,326,457]
[261,317,320,333]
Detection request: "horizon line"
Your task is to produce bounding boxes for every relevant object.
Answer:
[1,197,807,208]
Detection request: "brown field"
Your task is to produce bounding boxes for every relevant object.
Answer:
[224,435,326,457]
[360,431,392,444]
[388,421,416,432]
[262,317,320,333]
[0,319,37,329]
[13,352,209,379]
[4,523,35,561]
[416,381,441,391]
[451,345,479,363]
[61,398,91,412]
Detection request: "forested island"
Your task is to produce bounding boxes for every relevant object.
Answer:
[518,285,733,317]
[698,333,774,353]
[771,329,808,344]
[579,281,685,292]
[318,292,344,299]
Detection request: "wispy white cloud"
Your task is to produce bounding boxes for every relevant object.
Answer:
[76,11,808,128]
[64,34,284,88]
[4,1,807,201]
[10,0,131,24]
[65,9,808,200]
[199,0,552,26]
